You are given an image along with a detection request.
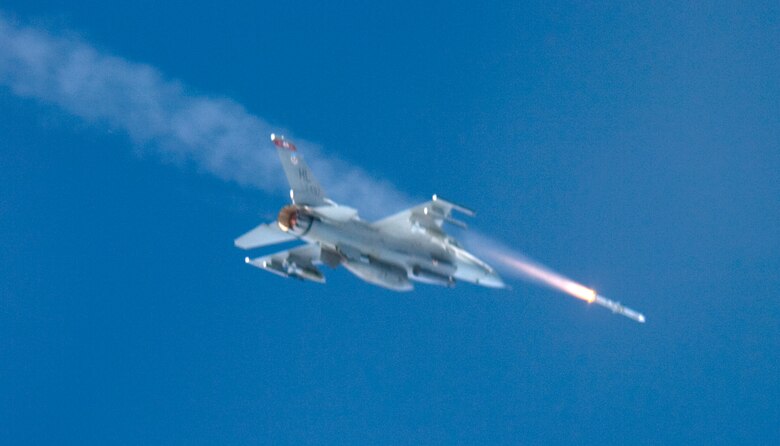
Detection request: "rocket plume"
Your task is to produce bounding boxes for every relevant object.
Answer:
[466,232,646,323]
[488,250,597,303]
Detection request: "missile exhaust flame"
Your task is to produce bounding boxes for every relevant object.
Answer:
[465,233,645,323]
[489,250,597,303]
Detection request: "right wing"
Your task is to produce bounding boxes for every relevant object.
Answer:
[272,134,329,207]
[371,195,475,237]
[234,222,295,250]
[245,244,325,283]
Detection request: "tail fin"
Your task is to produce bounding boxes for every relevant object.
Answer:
[272,134,328,206]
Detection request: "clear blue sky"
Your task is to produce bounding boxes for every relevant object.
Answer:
[1,1,778,444]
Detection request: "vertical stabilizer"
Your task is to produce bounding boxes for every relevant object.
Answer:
[271,134,328,206]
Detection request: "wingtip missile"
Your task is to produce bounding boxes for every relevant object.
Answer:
[593,294,646,323]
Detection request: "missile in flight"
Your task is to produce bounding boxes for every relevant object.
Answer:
[591,294,646,323]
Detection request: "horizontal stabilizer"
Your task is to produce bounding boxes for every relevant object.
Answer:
[234,222,295,250]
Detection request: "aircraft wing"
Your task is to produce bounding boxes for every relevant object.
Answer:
[245,244,326,283]
[234,222,296,250]
[272,134,329,207]
[371,195,475,236]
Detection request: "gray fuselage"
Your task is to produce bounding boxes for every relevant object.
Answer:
[293,211,503,290]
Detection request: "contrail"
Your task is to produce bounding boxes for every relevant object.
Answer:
[0,13,644,322]
[0,13,409,218]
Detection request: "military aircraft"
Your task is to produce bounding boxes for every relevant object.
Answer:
[234,134,505,291]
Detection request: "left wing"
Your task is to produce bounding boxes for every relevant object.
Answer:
[372,195,475,237]
[244,244,325,283]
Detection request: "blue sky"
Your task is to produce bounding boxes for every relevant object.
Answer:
[1,1,778,444]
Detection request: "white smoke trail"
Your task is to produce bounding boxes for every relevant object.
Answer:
[0,13,409,218]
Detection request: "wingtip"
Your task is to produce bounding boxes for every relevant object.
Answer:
[432,194,476,217]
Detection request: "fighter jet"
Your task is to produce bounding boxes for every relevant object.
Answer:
[234,134,505,291]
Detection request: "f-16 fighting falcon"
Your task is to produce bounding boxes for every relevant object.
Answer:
[234,134,505,291]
